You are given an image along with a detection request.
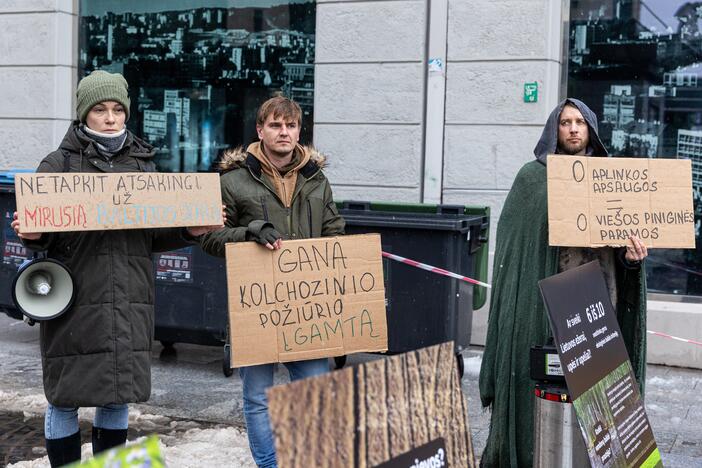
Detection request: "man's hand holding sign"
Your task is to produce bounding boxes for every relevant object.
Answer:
[624,236,648,263]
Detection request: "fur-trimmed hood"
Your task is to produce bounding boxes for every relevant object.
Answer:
[217,143,328,172]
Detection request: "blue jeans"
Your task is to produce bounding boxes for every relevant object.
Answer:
[241,358,329,468]
[45,403,129,439]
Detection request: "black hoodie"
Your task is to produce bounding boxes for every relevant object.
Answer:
[533,98,608,164]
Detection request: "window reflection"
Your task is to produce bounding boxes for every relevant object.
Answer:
[568,0,702,296]
[79,1,316,173]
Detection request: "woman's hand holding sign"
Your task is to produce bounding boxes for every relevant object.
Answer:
[11,211,41,240]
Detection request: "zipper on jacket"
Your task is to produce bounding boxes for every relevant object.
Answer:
[249,168,282,204]
[290,170,319,206]
[108,227,118,400]
[260,197,269,222]
[248,165,321,238]
[307,199,313,236]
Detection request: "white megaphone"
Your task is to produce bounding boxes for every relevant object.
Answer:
[12,257,76,323]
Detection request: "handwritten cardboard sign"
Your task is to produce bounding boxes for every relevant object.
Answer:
[267,342,476,467]
[547,155,695,248]
[225,234,388,367]
[14,172,222,233]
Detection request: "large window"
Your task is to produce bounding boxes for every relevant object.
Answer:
[79,0,316,172]
[568,0,702,296]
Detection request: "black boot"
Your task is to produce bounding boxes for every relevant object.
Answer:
[91,427,128,455]
[45,431,82,467]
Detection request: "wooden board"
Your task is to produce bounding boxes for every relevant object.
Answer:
[267,342,475,468]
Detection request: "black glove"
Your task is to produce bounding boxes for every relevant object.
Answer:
[247,221,282,246]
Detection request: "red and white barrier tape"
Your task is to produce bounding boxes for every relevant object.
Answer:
[647,330,702,347]
[382,251,701,347]
[381,251,491,289]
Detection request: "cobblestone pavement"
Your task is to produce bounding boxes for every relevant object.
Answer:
[1,313,700,466]
[0,411,45,466]
[0,411,226,466]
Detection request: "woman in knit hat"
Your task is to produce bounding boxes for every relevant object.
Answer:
[11,70,221,467]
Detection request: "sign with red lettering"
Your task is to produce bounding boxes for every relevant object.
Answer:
[547,155,695,248]
[225,234,388,367]
[14,173,222,233]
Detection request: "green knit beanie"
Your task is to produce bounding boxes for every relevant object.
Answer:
[76,70,131,122]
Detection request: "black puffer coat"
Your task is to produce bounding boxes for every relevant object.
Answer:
[23,122,192,407]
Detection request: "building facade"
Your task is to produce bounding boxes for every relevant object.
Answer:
[0,0,699,367]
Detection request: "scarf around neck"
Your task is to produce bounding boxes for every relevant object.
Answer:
[81,125,127,156]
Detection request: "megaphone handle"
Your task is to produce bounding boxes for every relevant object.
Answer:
[33,250,48,260]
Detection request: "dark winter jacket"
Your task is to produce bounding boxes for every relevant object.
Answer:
[23,122,193,407]
[200,143,345,257]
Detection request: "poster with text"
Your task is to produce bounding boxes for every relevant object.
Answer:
[14,172,222,233]
[548,155,694,248]
[155,248,194,283]
[539,261,661,467]
[225,234,387,367]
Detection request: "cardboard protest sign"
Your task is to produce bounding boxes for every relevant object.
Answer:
[539,262,661,468]
[225,234,387,367]
[267,342,475,468]
[14,172,222,233]
[547,155,694,248]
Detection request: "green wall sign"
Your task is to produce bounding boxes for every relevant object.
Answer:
[524,82,538,102]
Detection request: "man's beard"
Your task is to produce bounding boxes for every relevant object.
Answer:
[557,140,588,155]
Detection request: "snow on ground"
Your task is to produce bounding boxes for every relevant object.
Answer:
[645,403,663,413]
[4,391,255,468]
[8,425,255,468]
[158,427,255,467]
[463,355,482,377]
[647,376,678,387]
[0,390,47,415]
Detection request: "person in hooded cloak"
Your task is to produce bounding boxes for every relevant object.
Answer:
[478,98,648,467]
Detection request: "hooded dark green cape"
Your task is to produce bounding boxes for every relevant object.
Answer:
[478,99,647,467]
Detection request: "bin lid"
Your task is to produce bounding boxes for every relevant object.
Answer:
[0,169,33,186]
[339,209,483,232]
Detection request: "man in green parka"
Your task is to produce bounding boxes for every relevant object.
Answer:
[478,98,649,467]
[200,96,344,468]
